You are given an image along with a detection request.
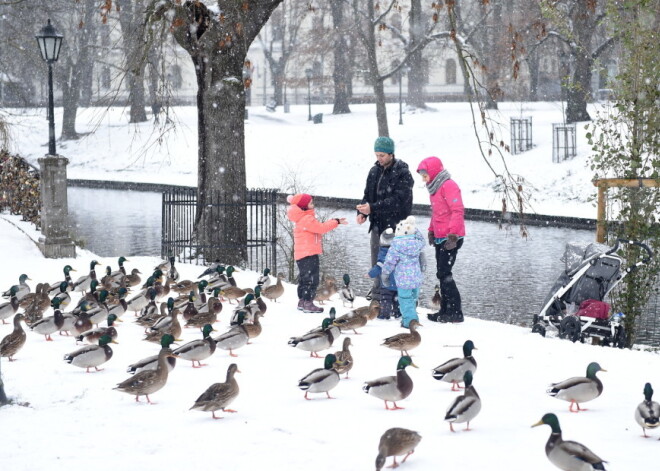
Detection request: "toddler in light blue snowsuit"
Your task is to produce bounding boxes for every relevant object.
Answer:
[381,216,426,328]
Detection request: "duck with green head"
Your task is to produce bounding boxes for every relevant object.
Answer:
[298,353,343,400]
[72,260,99,293]
[30,300,65,341]
[213,312,249,357]
[257,267,272,288]
[363,355,418,410]
[547,362,606,412]
[445,370,481,432]
[110,256,129,280]
[48,264,75,294]
[190,363,240,419]
[127,334,177,375]
[76,313,120,345]
[64,334,117,373]
[173,324,217,368]
[3,274,31,301]
[52,281,72,309]
[288,317,337,358]
[635,382,660,438]
[339,274,355,308]
[0,286,19,324]
[432,339,477,391]
[532,413,607,470]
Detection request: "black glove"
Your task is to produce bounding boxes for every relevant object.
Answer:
[444,234,458,251]
[427,231,435,246]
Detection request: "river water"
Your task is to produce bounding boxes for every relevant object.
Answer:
[67,186,600,329]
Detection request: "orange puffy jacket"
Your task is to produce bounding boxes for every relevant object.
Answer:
[287,205,339,261]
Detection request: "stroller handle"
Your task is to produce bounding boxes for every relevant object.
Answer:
[608,238,653,265]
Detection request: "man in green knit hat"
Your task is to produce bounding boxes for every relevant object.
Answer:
[356,136,414,307]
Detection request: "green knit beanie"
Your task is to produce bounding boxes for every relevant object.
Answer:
[374,136,395,154]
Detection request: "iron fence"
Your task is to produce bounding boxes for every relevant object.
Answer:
[162,187,278,271]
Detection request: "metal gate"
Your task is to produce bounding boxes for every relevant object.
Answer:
[161,187,278,271]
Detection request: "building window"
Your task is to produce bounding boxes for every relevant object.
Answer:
[169,65,183,90]
[446,59,456,84]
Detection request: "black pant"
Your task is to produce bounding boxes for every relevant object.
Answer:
[370,229,381,300]
[296,255,320,301]
[435,238,463,317]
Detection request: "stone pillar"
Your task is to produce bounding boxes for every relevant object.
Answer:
[38,155,76,258]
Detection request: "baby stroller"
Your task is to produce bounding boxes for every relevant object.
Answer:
[531,238,652,347]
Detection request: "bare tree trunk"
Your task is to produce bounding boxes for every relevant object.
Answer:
[330,0,351,114]
[153,0,282,265]
[566,2,594,123]
[526,49,540,101]
[406,0,426,109]
[118,0,148,123]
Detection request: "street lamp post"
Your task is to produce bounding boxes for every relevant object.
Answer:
[35,19,75,259]
[36,19,63,156]
[398,66,409,126]
[305,68,313,121]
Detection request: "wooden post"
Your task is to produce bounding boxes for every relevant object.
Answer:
[593,178,660,243]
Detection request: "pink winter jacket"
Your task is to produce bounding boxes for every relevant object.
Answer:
[287,205,340,261]
[417,156,466,238]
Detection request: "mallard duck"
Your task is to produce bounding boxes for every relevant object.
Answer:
[72,260,99,292]
[0,313,27,361]
[48,264,75,293]
[351,299,381,321]
[532,413,607,470]
[445,370,481,431]
[635,382,660,437]
[257,267,272,288]
[213,312,249,357]
[19,282,47,309]
[144,307,182,343]
[152,277,170,301]
[166,256,180,283]
[126,334,177,374]
[288,317,337,358]
[197,259,222,279]
[185,296,222,328]
[171,276,198,295]
[3,274,31,301]
[333,307,368,335]
[298,353,342,400]
[30,305,65,341]
[109,256,129,281]
[52,281,72,309]
[253,285,268,315]
[182,291,199,320]
[85,290,111,326]
[124,268,142,288]
[547,362,606,412]
[432,339,477,391]
[375,427,422,471]
[127,282,154,313]
[206,266,230,292]
[73,279,101,311]
[76,314,119,344]
[381,319,422,356]
[430,284,441,310]
[0,285,19,324]
[134,287,159,322]
[261,272,285,302]
[106,287,128,319]
[314,274,336,304]
[221,285,249,305]
[100,266,121,291]
[339,274,355,308]
[190,363,240,419]
[22,284,50,325]
[72,303,94,336]
[243,312,264,343]
[333,337,353,379]
[363,355,418,410]
[114,347,177,404]
[306,308,340,338]
[230,294,256,325]
[173,324,217,368]
[154,257,173,272]
[64,334,117,373]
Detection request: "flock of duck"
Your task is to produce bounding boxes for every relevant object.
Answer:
[1,256,659,470]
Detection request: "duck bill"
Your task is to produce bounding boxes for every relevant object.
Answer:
[531,420,544,428]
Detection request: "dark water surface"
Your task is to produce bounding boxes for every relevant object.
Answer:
[68,187,597,327]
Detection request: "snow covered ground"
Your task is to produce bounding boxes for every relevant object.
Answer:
[1,214,659,471]
[4,101,604,218]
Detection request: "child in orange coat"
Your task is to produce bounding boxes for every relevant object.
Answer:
[286,193,348,313]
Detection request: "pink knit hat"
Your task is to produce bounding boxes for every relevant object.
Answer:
[287,193,312,209]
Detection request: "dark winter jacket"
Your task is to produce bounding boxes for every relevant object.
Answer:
[359,158,414,235]
[368,246,398,291]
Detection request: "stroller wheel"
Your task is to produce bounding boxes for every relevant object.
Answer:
[559,316,581,342]
[531,323,546,337]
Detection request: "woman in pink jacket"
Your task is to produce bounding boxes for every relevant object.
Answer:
[287,193,347,313]
[416,156,466,323]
